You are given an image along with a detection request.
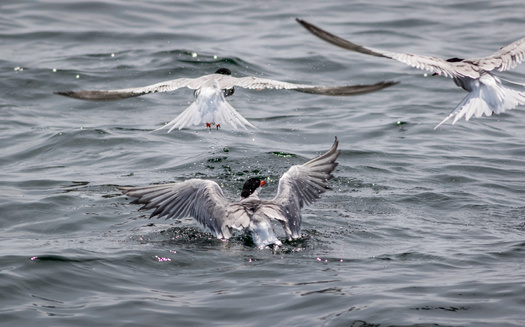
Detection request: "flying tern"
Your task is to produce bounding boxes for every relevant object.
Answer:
[56,68,397,131]
[297,18,525,128]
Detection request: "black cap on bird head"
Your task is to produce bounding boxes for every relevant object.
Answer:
[434,57,465,76]
[215,68,234,97]
[215,68,232,75]
[241,177,266,198]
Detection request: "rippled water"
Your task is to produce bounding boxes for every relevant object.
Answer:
[1,1,525,326]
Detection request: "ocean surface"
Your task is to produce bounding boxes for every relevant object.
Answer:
[1,1,525,326]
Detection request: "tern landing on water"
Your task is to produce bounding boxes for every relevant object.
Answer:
[56,68,397,131]
[119,137,340,248]
[297,19,525,129]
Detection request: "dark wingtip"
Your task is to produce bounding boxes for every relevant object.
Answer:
[54,90,74,97]
[332,137,341,161]
[296,18,306,25]
[324,136,340,160]
[296,18,315,31]
[331,136,339,151]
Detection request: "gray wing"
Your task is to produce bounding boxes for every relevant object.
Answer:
[296,18,476,79]
[229,75,398,96]
[119,179,250,239]
[55,74,216,101]
[56,69,397,100]
[269,137,340,238]
[474,37,525,72]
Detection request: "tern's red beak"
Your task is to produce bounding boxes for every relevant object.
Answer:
[260,181,266,187]
[432,72,439,76]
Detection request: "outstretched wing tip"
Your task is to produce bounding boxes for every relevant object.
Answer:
[55,90,72,96]
[296,18,311,28]
[327,136,341,156]
[117,186,134,194]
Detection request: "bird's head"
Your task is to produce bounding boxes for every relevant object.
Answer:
[215,68,235,97]
[433,57,464,76]
[215,68,232,75]
[241,178,266,199]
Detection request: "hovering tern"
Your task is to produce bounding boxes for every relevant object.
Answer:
[119,137,340,247]
[56,68,397,131]
[297,18,525,129]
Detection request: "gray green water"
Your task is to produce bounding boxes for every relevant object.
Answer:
[1,1,525,326]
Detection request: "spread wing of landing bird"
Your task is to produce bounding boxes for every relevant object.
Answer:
[119,137,340,247]
[56,68,398,131]
[297,18,525,128]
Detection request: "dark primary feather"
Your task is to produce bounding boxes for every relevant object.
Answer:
[54,90,144,101]
[294,81,399,96]
[296,18,387,58]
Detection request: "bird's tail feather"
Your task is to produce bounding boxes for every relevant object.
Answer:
[152,91,258,132]
[214,98,258,130]
[151,101,200,133]
[434,83,525,129]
